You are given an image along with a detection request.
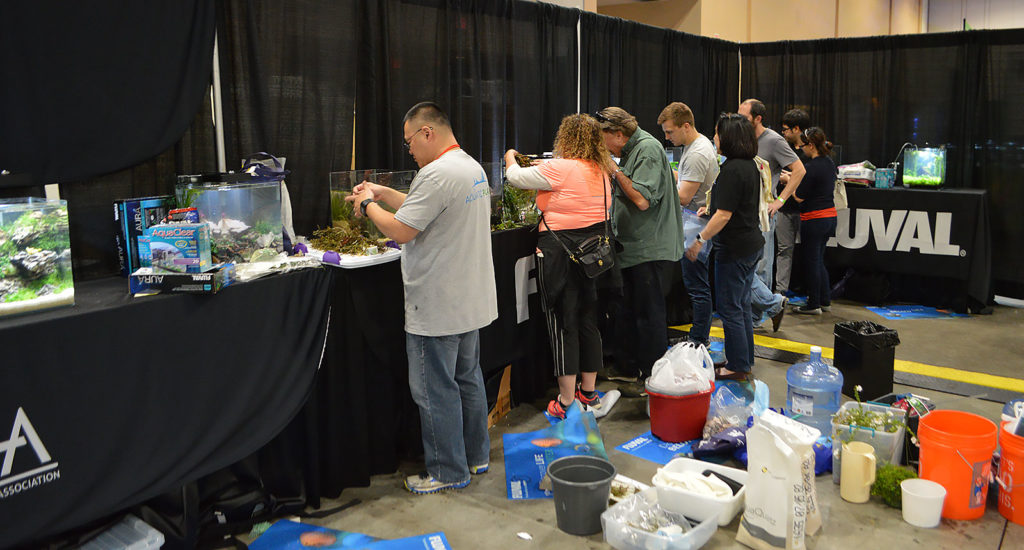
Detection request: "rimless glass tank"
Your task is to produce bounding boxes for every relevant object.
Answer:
[902,146,946,187]
[0,198,74,317]
[328,170,415,239]
[176,181,283,264]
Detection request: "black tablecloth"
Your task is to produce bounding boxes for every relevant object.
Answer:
[0,268,332,549]
[825,187,991,312]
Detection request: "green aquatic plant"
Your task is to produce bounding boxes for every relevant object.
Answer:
[252,219,276,236]
[871,463,918,508]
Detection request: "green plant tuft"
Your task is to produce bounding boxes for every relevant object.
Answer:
[871,462,918,508]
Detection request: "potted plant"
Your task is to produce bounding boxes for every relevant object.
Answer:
[831,385,913,484]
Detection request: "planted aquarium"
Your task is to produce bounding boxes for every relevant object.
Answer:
[491,155,541,231]
[902,147,946,187]
[0,198,74,317]
[480,162,504,226]
[176,181,283,264]
[324,170,415,256]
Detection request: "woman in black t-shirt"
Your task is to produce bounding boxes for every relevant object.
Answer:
[792,127,837,315]
[685,114,764,380]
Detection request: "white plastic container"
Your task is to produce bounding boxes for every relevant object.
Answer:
[80,514,164,550]
[901,478,946,528]
[831,401,906,483]
[601,487,717,550]
[652,457,747,526]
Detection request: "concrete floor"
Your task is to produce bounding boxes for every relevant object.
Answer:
[291,299,1024,549]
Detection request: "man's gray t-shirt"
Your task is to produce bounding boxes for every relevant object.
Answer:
[677,133,719,211]
[394,148,498,336]
[756,128,800,189]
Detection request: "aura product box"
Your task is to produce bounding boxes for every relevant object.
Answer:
[113,195,175,277]
[129,263,235,295]
[143,223,213,273]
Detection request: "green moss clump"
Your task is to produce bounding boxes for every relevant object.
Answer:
[871,463,918,508]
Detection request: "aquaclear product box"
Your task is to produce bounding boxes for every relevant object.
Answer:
[0,197,75,317]
[113,195,175,277]
[143,223,212,273]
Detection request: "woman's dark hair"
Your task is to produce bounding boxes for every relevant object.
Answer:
[715,113,757,160]
[802,126,833,156]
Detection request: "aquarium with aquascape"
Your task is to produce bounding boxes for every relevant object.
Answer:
[902,146,946,187]
[176,181,283,264]
[322,170,415,255]
[0,198,74,317]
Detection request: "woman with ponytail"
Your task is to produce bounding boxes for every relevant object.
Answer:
[792,127,837,315]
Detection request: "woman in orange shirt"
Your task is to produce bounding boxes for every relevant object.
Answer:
[505,114,619,420]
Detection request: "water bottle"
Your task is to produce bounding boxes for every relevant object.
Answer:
[786,346,843,436]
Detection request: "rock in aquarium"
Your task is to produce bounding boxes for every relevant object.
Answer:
[0,198,75,317]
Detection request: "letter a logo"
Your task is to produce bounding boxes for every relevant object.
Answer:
[1,408,52,478]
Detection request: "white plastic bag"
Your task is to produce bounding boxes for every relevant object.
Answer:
[647,342,713,396]
[736,410,821,550]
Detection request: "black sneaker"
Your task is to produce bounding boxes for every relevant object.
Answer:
[771,297,788,332]
[792,305,822,315]
[619,380,648,398]
[599,364,638,382]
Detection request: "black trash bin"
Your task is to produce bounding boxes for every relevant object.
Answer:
[833,321,900,401]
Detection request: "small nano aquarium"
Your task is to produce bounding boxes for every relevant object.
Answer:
[328,170,415,239]
[902,147,946,187]
[176,181,283,264]
[480,162,504,227]
[0,198,74,317]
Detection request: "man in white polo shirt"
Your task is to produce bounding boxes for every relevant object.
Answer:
[347,102,497,495]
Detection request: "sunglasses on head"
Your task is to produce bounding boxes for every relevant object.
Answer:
[593,111,610,123]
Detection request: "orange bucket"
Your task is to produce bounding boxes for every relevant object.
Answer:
[999,422,1024,525]
[918,410,998,520]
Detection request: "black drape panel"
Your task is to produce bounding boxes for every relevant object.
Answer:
[580,13,739,139]
[740,29,1024,298]
[216,0,360,237]
[356,0,580,170]
[0,1,215,185]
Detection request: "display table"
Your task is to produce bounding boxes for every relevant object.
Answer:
[0,268,332,549]
[825,187,991,312]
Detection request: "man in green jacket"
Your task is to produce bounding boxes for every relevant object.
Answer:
[597,107,684,396]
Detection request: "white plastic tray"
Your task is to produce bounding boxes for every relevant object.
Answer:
[308,246,402,269]
[602,487,718,550]
[653,457,748,526]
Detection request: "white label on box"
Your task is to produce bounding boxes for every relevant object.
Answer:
[792,392,813,417]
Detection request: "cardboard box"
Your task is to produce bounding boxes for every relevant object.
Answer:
[113,195,175,277]
[129,263,235,295]
[143,223,213,273]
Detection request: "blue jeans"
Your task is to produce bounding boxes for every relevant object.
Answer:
[750,269,785,323]
[680,242,713,346]
[800,217,837,309]
[756,215,776,289]
[406,330,490,483]
[715,247,758,373]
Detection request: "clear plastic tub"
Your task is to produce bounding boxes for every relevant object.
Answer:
[831,401,907,483]
[602,487,717,550]
[652,457,747,526]
[80,514,164,550]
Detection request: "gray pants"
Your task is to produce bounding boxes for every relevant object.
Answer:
[775,210,801,293]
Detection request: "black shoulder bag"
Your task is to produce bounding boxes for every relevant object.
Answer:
[540,175,615,279]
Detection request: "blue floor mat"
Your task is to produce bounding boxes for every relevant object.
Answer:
[615,431,697,465]
[866,304,969,320]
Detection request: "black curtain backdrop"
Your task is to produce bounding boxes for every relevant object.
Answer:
[0,1,215,185]
[740,29,1024,298]
[356,0,581,170]
[216,0,360,237]
[579,13,740,140]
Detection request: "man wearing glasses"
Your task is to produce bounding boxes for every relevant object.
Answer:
[596,106,684,397]
[777,109,811,295]
[347,102,497,495]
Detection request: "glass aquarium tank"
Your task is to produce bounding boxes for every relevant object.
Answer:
[0,198,74,317]
[902,146,946,187]
[321,170,416,255]
[480,162,504,227]
[176,181,283,264]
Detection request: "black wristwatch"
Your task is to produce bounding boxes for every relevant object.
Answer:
[360,198,374,216]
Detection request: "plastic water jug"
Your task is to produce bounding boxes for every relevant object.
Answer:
[786,346,843,435]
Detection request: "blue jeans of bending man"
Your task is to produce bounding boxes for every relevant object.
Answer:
[406,329,490,484]
[750,272,786,324]
[715,246,759,373]
[680,241,713,347]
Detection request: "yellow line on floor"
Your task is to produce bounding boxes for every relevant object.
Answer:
[670,324,1024,393]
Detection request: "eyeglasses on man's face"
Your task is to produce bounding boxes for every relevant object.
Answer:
[402,126,430,151]
[781,125,793,133]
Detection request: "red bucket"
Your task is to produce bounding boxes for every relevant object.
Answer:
[647,382,714,443]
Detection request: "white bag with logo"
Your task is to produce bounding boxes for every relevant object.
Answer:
[736,410,821,550]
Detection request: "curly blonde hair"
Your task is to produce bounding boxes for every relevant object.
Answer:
[552,114,614,170]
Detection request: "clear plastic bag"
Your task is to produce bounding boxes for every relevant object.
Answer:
[601,488,718,550]
[702,384,751,440]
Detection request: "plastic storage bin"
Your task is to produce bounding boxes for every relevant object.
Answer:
[653,457,747,526]
[601,487,718,550]
[176,181,283,264]
[0,197,74,317]
[831,401,906,483]
[80,514,164,550]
